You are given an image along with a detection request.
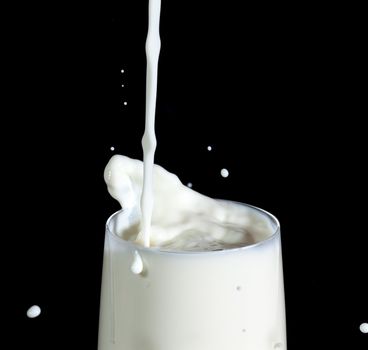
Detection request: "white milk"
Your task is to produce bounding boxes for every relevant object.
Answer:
[99,156,287,350]
[26,305,41,319]
[99,0,287,348]
[104,155,273,251]
[138,0,161,247]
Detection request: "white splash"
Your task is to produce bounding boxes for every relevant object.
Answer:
[221,168,229,178]
[360,323,368,333]
[27,305,41,319]
[207,145,212,151]
[104,155,274,251]
[131,250,144,275]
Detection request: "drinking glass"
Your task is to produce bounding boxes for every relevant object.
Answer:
[98,202,287,350]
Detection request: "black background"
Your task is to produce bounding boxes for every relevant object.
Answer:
[4,1,367,349]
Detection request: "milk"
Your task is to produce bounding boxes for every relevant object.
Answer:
[104,155,274,251]
[98,0,287,347]
[138,0,161,247]
[98,156,287,349]
[98,205,287,350]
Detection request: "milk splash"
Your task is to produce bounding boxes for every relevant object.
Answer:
[104,155,274,251]
[26,305,41,318]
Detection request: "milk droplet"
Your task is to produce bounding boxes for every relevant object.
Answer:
[207,145,212,151]
[187,182,193,188]
[131,250,144,274]
[360,323,368,333]
[27,305,41,318]
[110,146,115,151]
[123,101,128,106]
[221,168,229,178]
[121,69,125,73]
[121,84,125,87]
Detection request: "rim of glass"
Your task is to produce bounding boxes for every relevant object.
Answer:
[105,200,280,255]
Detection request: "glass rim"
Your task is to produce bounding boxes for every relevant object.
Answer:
[105,200,280,255]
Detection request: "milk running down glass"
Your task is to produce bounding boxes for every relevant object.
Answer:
[98,155,287,350]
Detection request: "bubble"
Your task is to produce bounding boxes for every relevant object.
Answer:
[220,168,229,178]
[110,146,115,151]
[123,101,128,106]
[242,328,246,333]
[236,285,242,291]
[360,323,368,333]
[27,305,41,319]
[187,182,193,188]
[207,145,212,151]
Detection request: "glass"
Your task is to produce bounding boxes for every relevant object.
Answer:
[98,202,287,350]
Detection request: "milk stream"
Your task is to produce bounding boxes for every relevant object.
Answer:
[138,0,161,247]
